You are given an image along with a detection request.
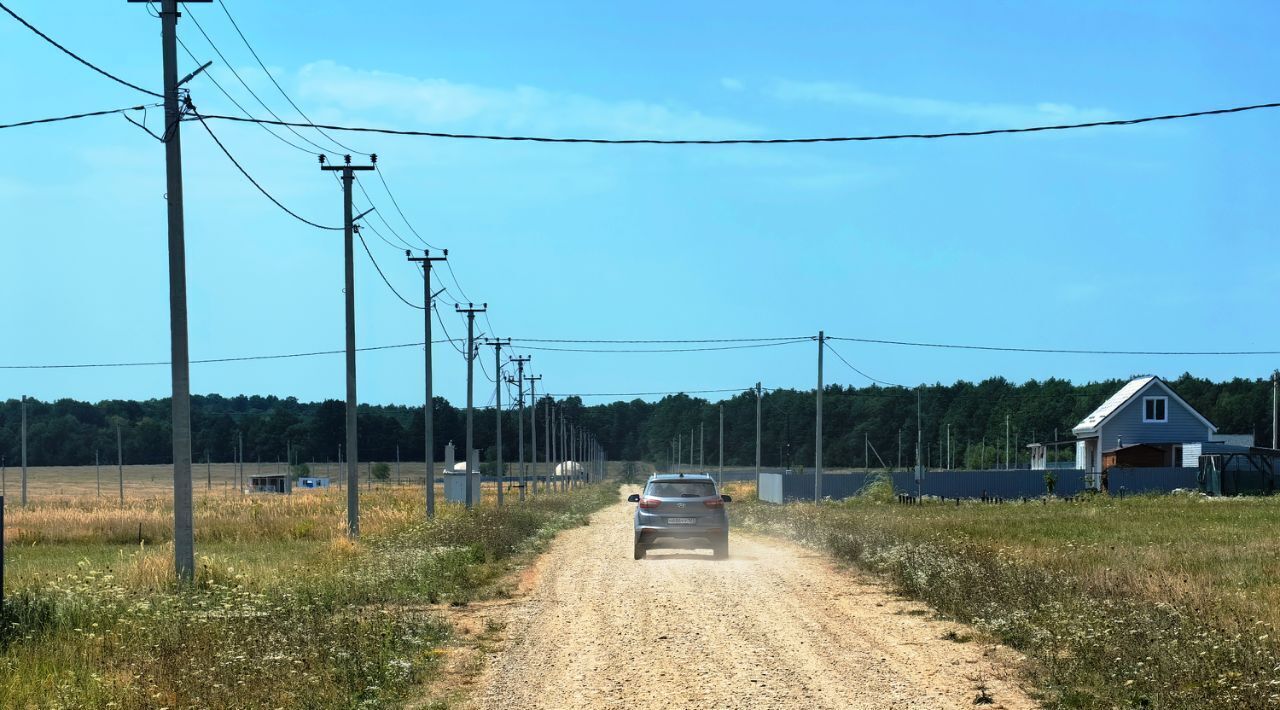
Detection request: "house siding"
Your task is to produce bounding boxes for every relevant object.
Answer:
[1098,380,1212,450]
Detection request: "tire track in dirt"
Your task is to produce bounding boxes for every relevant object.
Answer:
[463,488,1037,710]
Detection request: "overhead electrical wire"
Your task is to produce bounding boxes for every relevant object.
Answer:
[516,339,812,353]
[175,34,315,154]
[194,100,1280,145]
[191,110,342,230]
[511,336,808,344]
[211,0,368,157]
[545,387,771,398]
[1,341,461,370]
[823,340,906,388]
[355,228,425,309]
[374,166,441,250]
[828,335,1280,356]
[0,2,162,98]
[182,7,340,157]
[0,105,159,131]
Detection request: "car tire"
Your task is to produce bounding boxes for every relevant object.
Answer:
[713,535,729,560]
[633,542,646,560]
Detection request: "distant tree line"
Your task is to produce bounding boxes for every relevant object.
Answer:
[1,374,1273,470]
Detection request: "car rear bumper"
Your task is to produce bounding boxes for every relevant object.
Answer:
[636,525,725,543]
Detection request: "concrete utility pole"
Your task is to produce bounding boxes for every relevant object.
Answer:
[511,356,531,501]
[815,331,824,503]
[755,382,762,491]
[1273,370,1278,450]
[547,394,552,493]
[676,434,682,476]
[560,413,567,491]
[20,395,27,506]
[128,0,212,581]
[237,430,243,492]
[117,422,125,505]
[915,386,923,498]
[718,404,724,488]
[407,249,448,517]
[320,153,375,536]
[699,421,704,474]
[483,338,510,506]
[96,450,101,498]
[457,303,487,508]
[947,424,952,470]
[1006,414,1011,470]
[528,375,541,496]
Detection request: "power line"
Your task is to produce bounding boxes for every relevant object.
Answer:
[355,228,424,309]
[211,0,368,156]
[375,165,440,250]
[546,387,771,398]
[828,335,1280,356]
[0,2,162,98]
[824,341,906,388]
[1,340,461,370]
[516,339,812,353]
[191,110,342,230]
[182,7,340,157]
[433,302,467,355]
[0,105,159,131]
[194,100,1280,145]
[175,34,315,154]
[510,336,807,344]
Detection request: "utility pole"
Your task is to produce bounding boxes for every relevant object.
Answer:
[407,249,448,517]
[320,153,375,535]
[560,413,567,491]
[1006,414,1011,470]
[483,338,510,506]
[206,450,211,490]
[128,0,212,581]
[20,395,27,506]
[545,394,555,493]
[718,404,724,488]
[511,356,531,501]
[699,421,704,474]
[755,382,762,491]
[117,422,125,506]
[96,450,101,498]
[676,433,682,476]
[527,375,541,496]
[237,430,243,492]
[457,303,487,508]
[815,331,824,503]
[1273,370,1278,450]
[947,423,952,470]
[915,386,922,498]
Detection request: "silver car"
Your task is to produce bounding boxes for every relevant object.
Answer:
[628,473,731,560]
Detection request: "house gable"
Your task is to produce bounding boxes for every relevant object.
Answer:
[1095,378,1216,448]
[1073,376,1215,438]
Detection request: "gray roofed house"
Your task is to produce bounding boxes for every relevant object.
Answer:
[1071,375,1217,474]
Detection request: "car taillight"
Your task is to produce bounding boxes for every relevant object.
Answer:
[639,497,662,509]
[703,497,724,509]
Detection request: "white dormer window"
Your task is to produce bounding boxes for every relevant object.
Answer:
[1143,396,1168,423]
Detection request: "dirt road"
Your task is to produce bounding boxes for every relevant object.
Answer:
[465,490,1036,710]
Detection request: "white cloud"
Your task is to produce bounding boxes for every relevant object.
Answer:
[768,80,1113,127]
[292,61,760,140]
[720,77,745,92]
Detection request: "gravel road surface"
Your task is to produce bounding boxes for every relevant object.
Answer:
[466,489,1036,709]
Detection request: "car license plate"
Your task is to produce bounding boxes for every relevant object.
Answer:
[667,517,696,525]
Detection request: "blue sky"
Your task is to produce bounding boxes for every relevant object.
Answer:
[3,0,1279,406]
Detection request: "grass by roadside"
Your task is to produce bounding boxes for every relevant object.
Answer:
[735,493,1280,709]
[0,483,619,708]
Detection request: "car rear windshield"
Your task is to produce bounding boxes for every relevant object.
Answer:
[646,480,717,498]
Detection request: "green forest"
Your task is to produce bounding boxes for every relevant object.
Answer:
[1,374,1274,470]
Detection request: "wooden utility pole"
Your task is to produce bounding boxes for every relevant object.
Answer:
[456,304,487,508]
[320,154,375,535]
[407,249,448,517]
